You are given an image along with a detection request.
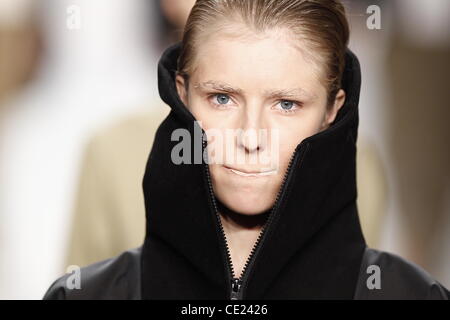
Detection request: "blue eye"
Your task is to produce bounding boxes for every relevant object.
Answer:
[215,94,230,105]
[280,100,294,110]
[275,100,302,114]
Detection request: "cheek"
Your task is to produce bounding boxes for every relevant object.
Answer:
[279,109,325,144]
[276,110,326,166]
[187,99,225,132]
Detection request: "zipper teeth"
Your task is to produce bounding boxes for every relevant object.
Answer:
[238,169,288,278]
[203,139,236,281]
[203,136,307,299]
[238,145,303,291]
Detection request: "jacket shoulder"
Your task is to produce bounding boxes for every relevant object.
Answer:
[43,247,142,300]
[354,247,449,299]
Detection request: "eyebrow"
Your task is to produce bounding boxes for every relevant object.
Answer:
[194,81,242,95]
[193,80,317,100]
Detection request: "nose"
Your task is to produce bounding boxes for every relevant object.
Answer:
[237,128,260,153]
[236,104,267,154]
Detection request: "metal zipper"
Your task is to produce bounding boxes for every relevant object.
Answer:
[203,136,308,300]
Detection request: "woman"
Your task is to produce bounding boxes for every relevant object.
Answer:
[44,0,449,299]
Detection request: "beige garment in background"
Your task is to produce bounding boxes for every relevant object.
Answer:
[66,104,386,268]
[357,138,387,248]
[66,105,169,268]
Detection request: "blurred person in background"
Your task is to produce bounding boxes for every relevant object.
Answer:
[386,0,450,286]
[65,0,195,270]
[0,0,157,299]
[339,0,450,289]
[0,0,42,299]
[346,0,392,250]
[0,1,41,107]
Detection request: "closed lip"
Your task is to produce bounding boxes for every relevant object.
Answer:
[223,165,277,177]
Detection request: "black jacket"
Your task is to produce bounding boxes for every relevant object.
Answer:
[44,42,449,300]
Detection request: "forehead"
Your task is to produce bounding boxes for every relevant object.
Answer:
[191,30,325,97]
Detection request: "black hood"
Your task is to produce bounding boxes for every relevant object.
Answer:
[141,41,366,299]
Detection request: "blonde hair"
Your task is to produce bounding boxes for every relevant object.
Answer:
[177,0,349,107]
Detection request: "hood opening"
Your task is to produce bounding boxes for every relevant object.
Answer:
[141,41,366,299]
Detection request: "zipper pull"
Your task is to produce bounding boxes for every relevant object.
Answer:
[230,277,242,300]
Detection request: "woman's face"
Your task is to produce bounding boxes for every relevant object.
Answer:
[176,28,345,215]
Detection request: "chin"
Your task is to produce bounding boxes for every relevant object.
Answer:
[217,191,274,216]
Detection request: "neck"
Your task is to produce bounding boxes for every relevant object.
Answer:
[216,199,270,278]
